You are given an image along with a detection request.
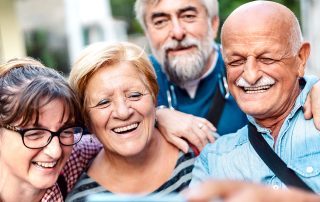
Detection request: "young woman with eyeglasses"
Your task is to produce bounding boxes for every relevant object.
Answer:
[0,58,101,201]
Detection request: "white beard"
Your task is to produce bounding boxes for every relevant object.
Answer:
[150,26,213,86]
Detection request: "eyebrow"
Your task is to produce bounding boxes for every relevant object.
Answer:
[150,6,198,21]
[178,6,198,15]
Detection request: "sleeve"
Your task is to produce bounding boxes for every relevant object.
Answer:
[189,146,211,187]
[61,135,102,191]
[303,74,319,90]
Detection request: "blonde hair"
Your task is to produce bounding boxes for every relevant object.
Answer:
[69,42,159,126]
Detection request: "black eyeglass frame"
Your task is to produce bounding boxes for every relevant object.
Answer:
[4,124,84,149]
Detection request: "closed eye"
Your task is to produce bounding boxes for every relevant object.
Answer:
[93,99,111,109]
[228,59,246,67]
[259,58,277,64]
[127,92,144,101]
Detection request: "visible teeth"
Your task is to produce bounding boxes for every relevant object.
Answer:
[35,161,57,168]
[244,85,272,93]
[113,123,138,133]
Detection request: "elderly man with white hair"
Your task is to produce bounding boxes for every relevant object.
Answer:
[191,1,320,193]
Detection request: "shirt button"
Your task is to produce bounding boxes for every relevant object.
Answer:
[306,166,314,173]
[273,185,279,190]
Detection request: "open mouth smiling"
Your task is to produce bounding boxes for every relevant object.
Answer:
[112,122,139,134]
[241,84,274,94]
[32,161,57,169]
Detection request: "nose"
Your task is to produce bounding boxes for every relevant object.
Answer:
[112,98,133,120]
[242,56,262,85]
[43,137,62,159]
[170,18,186,41]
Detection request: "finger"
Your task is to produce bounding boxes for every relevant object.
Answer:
[303,94,312,120]
[310,86,320,130]
[199,123,216,143]
[167,135,190,153]
[193,123,208,150]
[198,117,217,131]
[186,125,204,151]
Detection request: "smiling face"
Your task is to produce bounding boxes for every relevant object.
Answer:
[0,99,73,189]
[85,62,156,157]
[221,2,309,123]
[144,0,218,85]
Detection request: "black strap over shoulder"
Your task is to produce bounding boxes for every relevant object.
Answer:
[248,123,314,193]
[57,174,68,200]
[206,79,226,126]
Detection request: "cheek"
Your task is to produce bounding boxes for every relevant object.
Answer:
[147,27,172,50]
[62,147,72,161]
[88,110,110,130]
[227,68,243,94]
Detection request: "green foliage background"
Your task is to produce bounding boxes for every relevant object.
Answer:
[110,0,301,41]
[25,0,301,72]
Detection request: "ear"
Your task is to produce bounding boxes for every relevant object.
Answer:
[210,16,220,40]
[296,42,310,77]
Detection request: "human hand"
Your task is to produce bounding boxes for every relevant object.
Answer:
[183,180,320,202]
[156,108,217,153]
[303,80,320,130]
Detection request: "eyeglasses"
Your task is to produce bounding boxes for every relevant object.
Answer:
[4,125,84,149]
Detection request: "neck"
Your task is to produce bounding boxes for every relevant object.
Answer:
[101,129,171,175]
[255,85,300,142]
[0,169,45,202]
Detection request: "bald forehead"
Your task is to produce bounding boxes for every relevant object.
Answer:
[222,2,300,44]
[227,3,293,31]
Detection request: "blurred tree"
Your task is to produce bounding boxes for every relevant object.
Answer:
[110,0,143,34]
[25,29,69,73]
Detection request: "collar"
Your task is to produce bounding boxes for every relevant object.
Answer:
[236,76,317,146]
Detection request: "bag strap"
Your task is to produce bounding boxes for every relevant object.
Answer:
[206,79,226,126]
[248,123,314,193]
[57,174,68,200]
[206,60,229,127]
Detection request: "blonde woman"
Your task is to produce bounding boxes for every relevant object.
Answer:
[66,42,197,201]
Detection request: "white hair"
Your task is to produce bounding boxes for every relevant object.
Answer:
[134,0,219,30]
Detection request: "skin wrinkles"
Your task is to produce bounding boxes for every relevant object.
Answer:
[221,1,310,138]
[85,62,156,159]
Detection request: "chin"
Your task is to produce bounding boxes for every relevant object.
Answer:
[32,178,57,189]
[240,105,269,118]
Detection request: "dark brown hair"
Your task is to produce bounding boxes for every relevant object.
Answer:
[0,57,83,127]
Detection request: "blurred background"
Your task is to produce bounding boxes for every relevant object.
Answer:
[0,0,319,76]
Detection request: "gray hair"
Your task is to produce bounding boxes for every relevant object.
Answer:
[290,15,303,54]
[134,0,219,30]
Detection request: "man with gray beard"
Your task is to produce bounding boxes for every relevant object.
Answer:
[134,0,247,153]
[134,0,320,154]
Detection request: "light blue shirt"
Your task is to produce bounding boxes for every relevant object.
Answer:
[190,75,320,193]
